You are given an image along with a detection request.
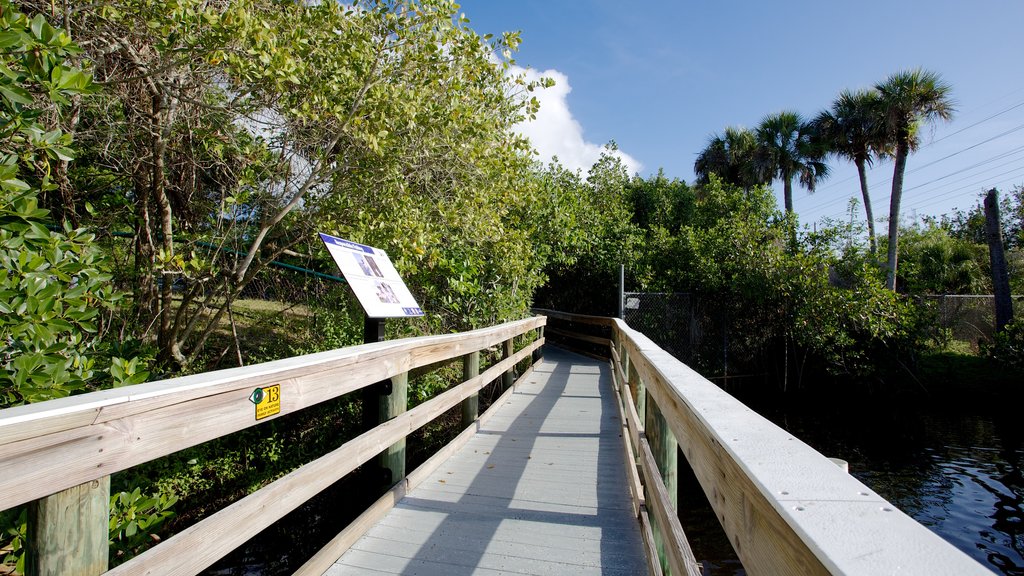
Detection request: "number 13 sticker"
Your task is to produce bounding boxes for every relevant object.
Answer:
[249,384,281,420]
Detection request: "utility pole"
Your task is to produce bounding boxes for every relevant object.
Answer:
[984,189,1014,332]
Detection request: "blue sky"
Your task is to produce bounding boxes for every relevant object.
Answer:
[459,1,1024,228]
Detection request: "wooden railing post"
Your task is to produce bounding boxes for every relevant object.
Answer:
[532,326,544,363]
[378,371,408,486]
[27,476,109,576]
[628,361,644,420]
[461,350,480,427]
[645,393,679,576]
[497,336,512,389]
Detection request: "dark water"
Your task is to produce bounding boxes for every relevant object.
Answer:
[682,390,1024,575]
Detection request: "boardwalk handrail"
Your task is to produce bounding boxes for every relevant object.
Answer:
[0,316,545,575]
[535,309,993,576]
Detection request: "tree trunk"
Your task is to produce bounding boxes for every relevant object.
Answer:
[132,164,158,323]
[783,176,794,214]
[855,157,877,255]
[885,143,909,290]
[984,188,1014,332]
[149,85,184,367]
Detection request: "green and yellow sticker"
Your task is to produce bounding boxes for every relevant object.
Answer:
[249,384,281,420]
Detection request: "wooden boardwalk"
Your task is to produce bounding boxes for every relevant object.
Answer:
[325,347,649,576]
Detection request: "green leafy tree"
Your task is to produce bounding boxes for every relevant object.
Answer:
[876,69,954,290]
[945,186,1023,249]
[35,0,552,366]
[625,169,694,233]
[813,89,889,254]
[534,146,641,315]
[0,0,129,406]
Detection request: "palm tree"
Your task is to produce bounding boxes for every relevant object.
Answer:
[693,126,766,191]
[876,69,954,290]
[755,111,829,215]
[812,89,889,254]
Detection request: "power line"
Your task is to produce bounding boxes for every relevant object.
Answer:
[814,163,1024,223]
[928,99,1024,146]
[907,121,1024,174]
[809,98,1024,195]
[901,145,1024,193]
[903,164,1024,212]
[797,125,1024,218]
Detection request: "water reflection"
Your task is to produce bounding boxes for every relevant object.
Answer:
[682,396,1024,576]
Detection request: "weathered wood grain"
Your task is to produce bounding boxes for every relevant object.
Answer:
[639,507,664,576]
[610,318,992,576]
[639,437,701,576]
[609,361,644,518]
[460,351,480,428]
[104,341,542,576]
[27,476,109,576]
[0,318,544,511]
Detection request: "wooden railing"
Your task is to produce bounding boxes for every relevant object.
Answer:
[0,316,545,576]
[537,309,994,576]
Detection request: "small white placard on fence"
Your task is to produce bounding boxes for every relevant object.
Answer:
[318,233,424,318]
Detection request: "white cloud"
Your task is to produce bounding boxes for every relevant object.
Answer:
[511,66,642,175]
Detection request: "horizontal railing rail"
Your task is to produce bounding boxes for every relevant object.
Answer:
[536,309,993,576]
[0,316,546,575]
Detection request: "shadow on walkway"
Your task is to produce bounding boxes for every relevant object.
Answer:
[328,346,647,575]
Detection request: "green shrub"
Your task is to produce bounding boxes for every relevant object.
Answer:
[985,317,1024,370]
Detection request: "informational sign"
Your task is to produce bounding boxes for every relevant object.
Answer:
[250,384,281,420]
[318,233,424,318]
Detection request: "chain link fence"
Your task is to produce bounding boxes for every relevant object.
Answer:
[622,292,733,377]
[623,292,1022,375]
[919,294,1023,352]
[237,264,345,306]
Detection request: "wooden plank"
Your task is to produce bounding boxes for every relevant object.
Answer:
[295,479,408,576]
[27,476,109,576]
[638,438,701,576]
[611,346,628,385]
[609,317,992,576]
[460,351,480,428]
[546,340,608,362]
[0,318,545,511]
[103,342,541,576]
[639,506,664,576]
[328,347,648,576]
[377,371,408,486]
[546,326,613,347]
[610,368,644,518]
[294,365,530,576]
[624,362,644,451]
[501,338,514,391]
[0,317,545,446]
[532,308,616,327]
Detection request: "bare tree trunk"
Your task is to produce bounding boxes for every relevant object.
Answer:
[149,82,184,367]
[885,144,909,291]
[985,188,1014,332]
[132,165,158,325]
[855,157,877,255]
